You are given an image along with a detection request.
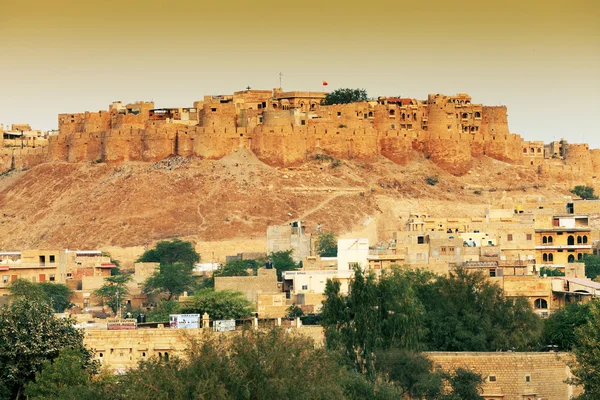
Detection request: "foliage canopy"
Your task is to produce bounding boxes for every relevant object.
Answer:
[137,239,200,268]
[322,88,368,105]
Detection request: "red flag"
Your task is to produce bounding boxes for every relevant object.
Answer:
[322,81,328,86]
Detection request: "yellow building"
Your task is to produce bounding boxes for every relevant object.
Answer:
[535,215,592,266]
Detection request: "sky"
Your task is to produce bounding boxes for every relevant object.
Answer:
[0,0,598,147]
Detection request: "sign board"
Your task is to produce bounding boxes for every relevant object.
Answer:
[107,319,137,330]
[213,319,236,332]
[169,314,200,329]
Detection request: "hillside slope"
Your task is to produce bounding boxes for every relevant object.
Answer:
[0,151,576,250]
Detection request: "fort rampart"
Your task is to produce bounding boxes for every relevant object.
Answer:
[4,93,598,181]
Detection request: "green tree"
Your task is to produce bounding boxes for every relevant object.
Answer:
[540,266,565,277]
[144,262,195,301]
[321,267,425,375]
[180,288,253,320]
[0,299,95,399]
[137,239,200,268]
[541,302,591,350]
[322,88,368,105]
[112,329,368,400]
[287,303,304,318]
[440,368,484,400]
[570,185,599,200]
[375,349,444,399]
[316,232,338,257]
[144,299,181,323]
[8,279,73,313]
[93,274,132,314]
[583,254,600,280]
[414,268,541,351]
[24,348,95,400]
[269,250,300,280]
[214,259,260,277]
[569,301,600,399]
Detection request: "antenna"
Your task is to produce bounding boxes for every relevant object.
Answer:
[279,72,283,89]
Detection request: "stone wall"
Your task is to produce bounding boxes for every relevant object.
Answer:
[427,352,583,400]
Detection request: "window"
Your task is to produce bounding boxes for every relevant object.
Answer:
[49,255,55,263]
[568,236,575,245]
[549,254,554,262]
[525,375,531,382]
[39,255,46,264]
[211,108,217,112]
[543,254,548,262]
[488,375,496,382]
[583,236,588,244]
[67,273,73,279]
[49,274,55,282]
[417,236,425,244]
[507,234,513,241]
[526,234,532,241]
[577,236,582,244]
[441,247,447,254]
[389,109,395,116]
[548,236,553,244]
[489,269,496,277]
[449,247,455,253]
[534,299,548,309]
[578,253,583,260]
[543,236,547,244]
[301,120,306,126]
[337,111,341,117]
[2,276,7,284]
[301,285,308,290]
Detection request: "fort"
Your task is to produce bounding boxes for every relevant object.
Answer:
[2,89,599,182]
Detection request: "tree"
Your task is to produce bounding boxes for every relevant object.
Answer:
[269,250,300,280]
[180,288,253,320]
[8,279,73,313]
[322,88,368,105]
[144,299,181,323]
[93,274,132,314]
[569,301,600,399]
[214,259,260,277]
[583,254,600,280]
[570,185,599,200]
[540,266,565,277]
[316,232,338,257]
[287,303,304,318]
[413,268,541,351]
[0,299,96,399]
[321,267,425,375]
[440,368,484,400]
[144,262,195,301]
[541,302,591,350]
[24,348,95,400]
[137,239,200,268]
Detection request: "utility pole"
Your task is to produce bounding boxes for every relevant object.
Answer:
[279,72,283,89]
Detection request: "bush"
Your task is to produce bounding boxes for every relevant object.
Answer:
[426,176,439,186]
[570,185,599,200]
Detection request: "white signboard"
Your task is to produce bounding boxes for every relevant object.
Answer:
[169,314,200,329]
[213,319,236,332]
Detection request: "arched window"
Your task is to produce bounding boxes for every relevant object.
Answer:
[391,124,396,130]
[389,109,395,116]
[475,111,481,118]
[577,236,582,244]
[534,299,548,309]
[578,253,583,260]
[548,236,553,244]
[568,236,575,246]
[523,148,527,153]
[568,255,575,263]
[164,352,169,361]
[462,113,468,119]
[158,352,163,360]
[543,254,548,262]
[583,236,588,244]
[368,111,373,118]
[401,113,406,120]
[543,236,548,244]
[549,253,553,262]
[530,148,535,153]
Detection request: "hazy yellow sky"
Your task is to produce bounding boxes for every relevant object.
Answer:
[1,0,598,147]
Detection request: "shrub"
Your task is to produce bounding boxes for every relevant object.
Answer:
[426,176,439,186]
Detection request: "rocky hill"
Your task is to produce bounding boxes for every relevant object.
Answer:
[0,150,582,251]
